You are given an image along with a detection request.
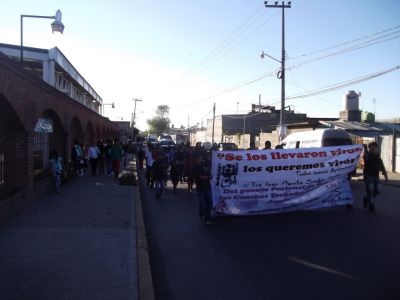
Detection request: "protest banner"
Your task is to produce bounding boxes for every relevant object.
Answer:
[211,145,362,216]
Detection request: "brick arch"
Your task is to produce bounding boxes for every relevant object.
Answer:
[0,52,124,217]
[70,117,84,147]
[95,124,101,142]
[0,92,27,196]
[42,109,68,161]
[84,121,95,150]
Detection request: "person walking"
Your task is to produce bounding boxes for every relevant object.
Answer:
[71,140,84,176]
[184,149,195,192]
[170,159,180,193]
[145,145,155,187]
[193,154,213,224]
[104,139,112,176]
[362,142,388,212]
[152,153,168,199]
[175,145,185,183]
[49,150,65,193]
[137,145,145,169]
[88,142,100,176]
[97,139,106,175]
[109,139,123,179]
[264,140,272,150]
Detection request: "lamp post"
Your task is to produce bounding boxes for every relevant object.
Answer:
[102,102,115,116]
[20,9,65,66]
[131,98,142,127]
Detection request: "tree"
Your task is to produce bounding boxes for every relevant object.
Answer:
[147,105,170,136]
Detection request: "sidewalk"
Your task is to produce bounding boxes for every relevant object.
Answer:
[0,158,149,300]
[352,169,400,188]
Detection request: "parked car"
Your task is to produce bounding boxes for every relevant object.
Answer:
[159,139,175,149]
[159,134,173,141]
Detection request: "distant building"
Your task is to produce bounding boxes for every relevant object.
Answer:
[113,121,131,140]
[0,43,102,113]
[202,105,337,149]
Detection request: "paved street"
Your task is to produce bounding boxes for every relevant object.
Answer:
[0,163,398,300]
[141,172,400,300]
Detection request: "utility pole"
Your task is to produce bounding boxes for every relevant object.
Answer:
[242,114,246,149]
[373,98,376,116]
[131,98,142,127]
[212,102,216,144]
[187,115,190,144]
[264,1,291,141]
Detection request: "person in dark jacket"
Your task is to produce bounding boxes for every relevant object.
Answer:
[193,154,212,224]
[137,146,145,169]
[110,139,123,178]
[169,159,180,193]
[363,142,388,212]
[152,154,168,199]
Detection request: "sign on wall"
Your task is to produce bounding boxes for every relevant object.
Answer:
[211,145,362,216]
[34,118,53,133]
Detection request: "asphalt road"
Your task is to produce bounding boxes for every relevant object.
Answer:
[141,178,400,300]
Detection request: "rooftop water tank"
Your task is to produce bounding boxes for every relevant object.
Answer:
[343,90,359,111]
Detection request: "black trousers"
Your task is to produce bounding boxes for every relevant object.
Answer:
[90,158,98,176]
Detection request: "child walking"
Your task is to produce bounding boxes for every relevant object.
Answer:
[50,151,65,193]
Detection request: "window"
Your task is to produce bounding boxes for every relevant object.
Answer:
[33,132,49,178]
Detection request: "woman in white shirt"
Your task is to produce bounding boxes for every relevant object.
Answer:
[88,143,100,176]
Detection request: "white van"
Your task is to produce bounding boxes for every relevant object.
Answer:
[281,129,353,149]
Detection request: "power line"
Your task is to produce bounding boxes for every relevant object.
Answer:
[286,65,400,100]
[187,10,279,80]
[184,32,399,106]
[179,4,265,80]
[287,69,341,108]
[287,33,400,71]
[289,24,400,60]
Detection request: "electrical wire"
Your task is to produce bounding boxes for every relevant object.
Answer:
[286,70,340,107]
[286,65,400,100]
[184,33,399,107]
[289,24,400,60]
[287,34,400,71]
[179,4,266,80]
[187,10,279,80]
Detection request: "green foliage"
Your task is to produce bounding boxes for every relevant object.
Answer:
[147,105,170,136]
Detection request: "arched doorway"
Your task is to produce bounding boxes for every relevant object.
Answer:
[70,117,84,157]
[32,109,67,179]
[0,93,26,196]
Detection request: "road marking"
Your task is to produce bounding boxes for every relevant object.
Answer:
[287,256,363,281]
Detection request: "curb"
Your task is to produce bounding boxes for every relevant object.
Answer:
[134,161,155,300]
[352,176,400,189]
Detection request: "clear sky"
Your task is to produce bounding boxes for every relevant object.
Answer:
[1,0,399,130]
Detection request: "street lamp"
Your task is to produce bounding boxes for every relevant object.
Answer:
[20,9,65,66]
[102,102,115,116]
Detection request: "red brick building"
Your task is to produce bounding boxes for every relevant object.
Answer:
[0,51,120,221]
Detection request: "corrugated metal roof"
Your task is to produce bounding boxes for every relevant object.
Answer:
[320,120,399,133]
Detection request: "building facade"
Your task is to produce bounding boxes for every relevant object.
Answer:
[0,49,120,223]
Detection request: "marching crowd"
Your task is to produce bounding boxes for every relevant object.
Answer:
[138,141,213,224]
[48,137,388,220]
